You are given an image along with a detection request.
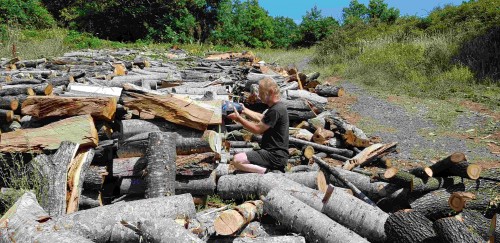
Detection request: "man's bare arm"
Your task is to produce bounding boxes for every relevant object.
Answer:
[242,107,264,122]
[237,117,270,135]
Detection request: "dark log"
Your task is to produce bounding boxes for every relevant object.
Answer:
[459,210,500,242]
[145,132,177,198]
[411,176,464,193]
[14,58,46,68]
[408,166,433,178]
[384,210,439,243]
[289,137,354,157]
[79,190,101,209]
[383,167,415,187]
[0,115,98,152]
[92,139,116,165]
[437,161,482,180]
[433,216,485,243]
[287,110,316,121]
[315,85,345,97]
[429,152,466,175]
[0,85,33,96]
[35,141,79,216]
[214,200,263,235]
[119,218,203,243]
[0,109,13,122]
[0,192,93,243]
[84,165,106,190]
[410,187,463,220]
[449,192,500,217]
[263,188,368,243]
[313,155,376,206]
[3,78,43,85]
[21,96,117,121]
[0,96,18,110]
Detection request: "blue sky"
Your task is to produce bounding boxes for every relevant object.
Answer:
[260,0,465,23]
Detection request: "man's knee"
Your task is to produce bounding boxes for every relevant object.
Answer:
[233,152,248,165]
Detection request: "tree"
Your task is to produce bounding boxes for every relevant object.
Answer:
[342,0,369,25]
[271,16,298,48]
[297,6,339,47]
[367,0,399,24]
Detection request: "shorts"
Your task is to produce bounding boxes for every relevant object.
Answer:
[246,149,286,171]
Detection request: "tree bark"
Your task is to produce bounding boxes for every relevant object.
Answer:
[22,96,117,121]
[214,200,263,235]
[436,161,482,180]
[383,167,415,188]
[119,119,202,140]
[145,132,177,198]
[35,141,79,217]
[410,188,462,220]
[411,176,464,193]
[433,216,485,243]
[66,148,95,214]
[384,210,439,243]
[119,218,203,243]
[217,173,262,200]
[459,210,500,242]
[315,85,345,97]
[263,188,369,243]
[429,152,466,175]
[0,115,98,152]
[408,166,433,178]
[289,137,354,157]
[331,117,370,148]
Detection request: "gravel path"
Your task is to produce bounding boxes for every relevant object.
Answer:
[340,81,499,162]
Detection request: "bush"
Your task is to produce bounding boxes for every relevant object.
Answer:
[0,0,55,29]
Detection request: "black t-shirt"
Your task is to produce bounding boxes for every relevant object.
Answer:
[261,102,289,164]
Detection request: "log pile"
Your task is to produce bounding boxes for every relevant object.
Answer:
[0,49,498,243]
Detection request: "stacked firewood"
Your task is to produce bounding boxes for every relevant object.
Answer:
[0,49,497,243]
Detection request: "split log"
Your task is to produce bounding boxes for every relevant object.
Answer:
[433,216,485,242]
[0,192,196,243]
[292,128,314,141]
[459,210,500,242]
[21,96,117,121]
[331,117,370,147]
[429,152,466,175]
[313,155,377,206]
[289,137,354,157]
[263,188,369,243]
[122,92,216,130]
[119,219,203,243]
[384,210,439,243]
[0,96,18,110]
[145,132,177,198]
[343,143,397,170]
[35,141,80,216]
[315,85,345,97]
[67,83,123,98]
[0,192,94,243]
[214,200,263,235]
[66,148,95,214]
[282,184,388,242]
[0,115,98,152]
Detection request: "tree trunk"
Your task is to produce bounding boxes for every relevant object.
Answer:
[119,218,203,243]
[285,89,328,106]
[21,96,117,121]
[315,85,345,97]
[459,210,500,242]
[436,161,482,180]
[122,92,217,130]
[0,96,18,110]
[232,236,306,243]
[217,173,262,200]
[450,192,500,217]
[119,119,202,140]
[411,176,464,193]
[0,192,93,243]
[0,85,33,96]
[35,141,79,217]
[145,132,177,198]
[384,210,439,243]
[0,115,98,152]
[66,148,95,214]
[263,188,369,243]
[283,185,388,242]
[283,171,322,190]
[433,216,485,243]
[410,188,463,220]
[383,167,415,187]
[214,200,263,235]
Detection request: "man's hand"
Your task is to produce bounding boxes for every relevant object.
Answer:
[227,106,241,122]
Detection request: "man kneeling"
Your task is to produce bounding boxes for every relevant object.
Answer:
[227,78,289,174]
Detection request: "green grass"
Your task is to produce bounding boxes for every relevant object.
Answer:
[253,47,315,71]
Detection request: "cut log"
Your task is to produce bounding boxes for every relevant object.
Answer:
[331,117,370,147]
[459,210,500,242]
[448,191,478,212]
[145,132,177,198]
[217,173,262,200]
[0,192,196,243]
[0,109,13,123]
[408,166,433,178]
[292,128,314,141]
[283,171,322,189]
[14,58,46,68]
[0,192,94,243]
[214,200,263,235]
[0,85,33,96]
[289,137,354,157]
[312,127,334,145]
[188,206,227,240]
[21,96,117,121]
[449,192,500,217]
[0,115,98,152]
[122,92,215,130]
[35,141,80,216]
[0,96,18,110]
[232,236,306,243]
[313,155,377,206]
[437,161,482,180]
[119,119,202,140]
[315,85,345,97]
[282,184,388,242]
[119,218,203,243]
[66,148,95,214]
[411,176,464,193]
[433,216,485,242]
[383,167,415,187]
[263,188,369,243]
[430,152,466,175]
[285,89,328,107]
[410,187,463,220]
[384,210,439,243]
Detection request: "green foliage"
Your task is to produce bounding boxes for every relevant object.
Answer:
[0,0,55,29]
[342,0,369,25]
[342,0,399,25]
[271,16,299,48]
[297,6,339,47]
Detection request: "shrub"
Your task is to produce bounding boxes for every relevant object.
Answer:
[0,0,55,29]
